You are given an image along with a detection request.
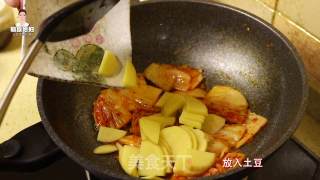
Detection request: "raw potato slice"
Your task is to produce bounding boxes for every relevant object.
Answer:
[236,112,267,148]
[202,114,226,134]
[119,145,140,177]
[123,59,137,87]
[184,96,208,116]
[159,142,173,173]
[187,149,216,173]
[173,149,216,176]
[98,50,121,76]
[213,124,246,147]
[93,144,118,154]
[159,138,172,155]
[192,129,208,151]
[145,114,176,129]
[97,127,127,143]
[139,140,166,177]
[179,110,205,123]
[180,126,198,150]
[160,126,193,157]
[206,138,229,158]
[204,86,248,123]
[155,92,174,108]
[179,118,202,129]
[161,94,185,116]
[139,117,161,144]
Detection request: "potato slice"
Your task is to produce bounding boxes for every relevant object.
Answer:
[144,63,176,91]
[213,124,246,147]
[139,117,161,144]
[97,127,127,143]
[184,96,208,116]
[180,125,198,150]
[145,114,176,129]
[123,59,137,87]
[204,86,248,123]
[160,126,193,157]
[161,94,185,116]
[187,149,216,173]
[139,140,166,177]
[236,112,267,148]
[98,50,121,77]
[206,138,229,158]
[179,110,206,124]
[155,92,174,108]
[119,145,140,177]
[131,85,163,106]
[93,144,118,154]
[179,117,203,129]
[159,142,173,173]
[202,114,226,134]
[192,129,208,151]
[173,149,216,176]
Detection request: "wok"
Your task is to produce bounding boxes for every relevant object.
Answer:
[0,0,308,179]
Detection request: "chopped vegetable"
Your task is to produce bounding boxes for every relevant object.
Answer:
[184,96,208,116]
[161,94,185,116]
[123,59,137,87]
[202,114,226,134]
[98,50,121,77]
[139,140,166,177]
[192,129,208,151]
[173,149,216,176]
[97,127,127,143]
[180,125,198,150]
[119,145,140,177]
[93,144,118,154]
[155,92,174,108]
[139,117,161,144]
[160,126,193,157]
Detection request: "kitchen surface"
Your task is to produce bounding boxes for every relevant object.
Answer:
[0,0,320,179]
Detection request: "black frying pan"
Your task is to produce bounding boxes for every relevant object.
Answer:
[0,0,308,179]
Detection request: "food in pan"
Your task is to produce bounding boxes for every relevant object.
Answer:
[92,55,267,179]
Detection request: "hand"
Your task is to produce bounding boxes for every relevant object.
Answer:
[5,0,20,8]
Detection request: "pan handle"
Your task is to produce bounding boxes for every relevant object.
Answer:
[0,122,63,171]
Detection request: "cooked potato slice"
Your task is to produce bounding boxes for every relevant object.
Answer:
[236,112,267,148]
[213,124,246,147]
[204,86,249,124]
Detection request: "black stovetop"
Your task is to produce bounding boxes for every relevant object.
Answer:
[1,138,319,180]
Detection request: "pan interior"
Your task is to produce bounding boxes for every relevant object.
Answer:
[38,1,306,179]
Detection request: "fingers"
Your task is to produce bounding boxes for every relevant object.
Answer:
[5,0,20,8]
